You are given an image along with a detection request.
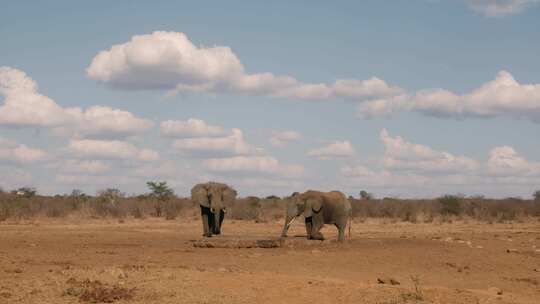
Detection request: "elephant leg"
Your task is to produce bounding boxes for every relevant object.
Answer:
[310,214,325,240]
[337,224,345,242]
[304,217,313,239]
[208,211,216,234]
[213,209,225,235]
[200,206,212,237]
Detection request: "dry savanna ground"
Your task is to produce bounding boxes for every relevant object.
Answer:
[1,217,539,304]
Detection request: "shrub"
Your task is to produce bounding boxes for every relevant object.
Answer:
[146,181,175,217]
[534,190,540,202]
[359,190,373,200]
[163,200,183,220]
[14,187,37,198]
[438,195,462,216]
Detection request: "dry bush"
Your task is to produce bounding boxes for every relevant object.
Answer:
[228,196,286,222]
[64,278,135,303]
[0,190,538,223]
[350,196,538,223]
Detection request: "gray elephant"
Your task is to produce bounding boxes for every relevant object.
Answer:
[281,190,351,241]
[191,182,237,237]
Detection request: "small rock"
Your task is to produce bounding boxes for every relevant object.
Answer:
[117,270,128,279]
[488,287,503,295]
[377,277,400,285]
[476,245,483,249]
[533,268,540,272]
[218,267,227,272]
[506,249,519,253]
[311,249,322,254]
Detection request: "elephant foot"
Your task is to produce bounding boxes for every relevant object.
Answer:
[309,233,325,241]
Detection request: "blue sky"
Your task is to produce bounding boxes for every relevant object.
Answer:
[1,0,539,198]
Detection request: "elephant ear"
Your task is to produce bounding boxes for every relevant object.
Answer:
[191,184,209,207]
[303,196,323,218]
[222,186,237,205]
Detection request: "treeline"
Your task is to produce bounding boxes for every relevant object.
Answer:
[1,186,539,223]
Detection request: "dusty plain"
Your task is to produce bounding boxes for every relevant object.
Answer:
[1,218,539,304]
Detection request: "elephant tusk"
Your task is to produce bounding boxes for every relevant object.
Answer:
[286,216,297,228]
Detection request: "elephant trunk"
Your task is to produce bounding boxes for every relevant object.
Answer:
[212,208,222,235]
[281,214,296,237]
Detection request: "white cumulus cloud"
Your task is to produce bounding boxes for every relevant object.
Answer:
[268,130,301,147]
[380,129,479,173]
[487,146,540,176]
[203,156,304,178]
[358,71,540,123]
[60,160,110,174]
[0,137,47,164]
[86,31,403,102]
[0,66,153,137]
[308,141,355,159]
[466,0,539,16]
[160,118,226,138]
[67,139,159,161]
[172,128,255,156]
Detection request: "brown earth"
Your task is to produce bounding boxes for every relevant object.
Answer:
[1,218,539,304]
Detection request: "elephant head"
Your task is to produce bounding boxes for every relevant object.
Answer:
[281,192,323,238]
[191,182,237,236]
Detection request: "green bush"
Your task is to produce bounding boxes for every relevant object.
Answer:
[438,195,462,216]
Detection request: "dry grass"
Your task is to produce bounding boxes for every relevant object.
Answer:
[64,278,135,303]
[0,192,539,223]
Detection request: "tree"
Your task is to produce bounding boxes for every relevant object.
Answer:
[15,187,37,198]
[97,188,124,205]
[359,190,373,200]
[146,181,174,217]
[438,195,462,216]
[534,190,540,202]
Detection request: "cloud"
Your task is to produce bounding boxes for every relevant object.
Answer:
[87,31,403,101]
[332,77,404,100]
[307,141,355,159]
[0,165,32,189]
[487,146,540,176]
[358,71,540,123]
[0,137,47,164]
[70,106,153,138]
[268,130,301,147]
[203,156,304,178]
[172,128,255,156]
[60,160,110,174]
[340,130,540,197]
[160,118,226,138]
[0,66,153,137]
[341,165,429,188]
[67,139,159,161]
[466,0,539,16]
[55,174,139,187]
[380,129,479,173]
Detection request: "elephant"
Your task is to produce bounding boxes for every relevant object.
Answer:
[281,190,352,241]
[191,182,237,237]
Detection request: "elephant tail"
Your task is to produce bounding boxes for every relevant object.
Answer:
[348,211,352,239]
